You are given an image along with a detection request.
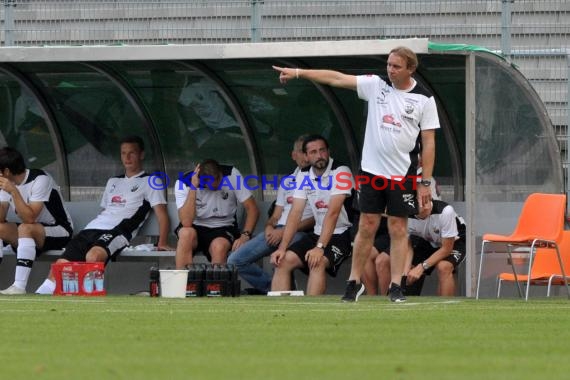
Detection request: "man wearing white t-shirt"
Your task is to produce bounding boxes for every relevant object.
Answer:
[174,159,259,268]
[227,135,314,294]
[273,46,439,302]
[0,147,73,295]
[270,135,355,296]
[35,136,171,295]
[373,200,466,297]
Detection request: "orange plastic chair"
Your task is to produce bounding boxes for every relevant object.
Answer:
[475,193,569,300]
[497,230,570,298]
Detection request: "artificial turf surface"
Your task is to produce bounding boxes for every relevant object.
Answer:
[1,295,569,380]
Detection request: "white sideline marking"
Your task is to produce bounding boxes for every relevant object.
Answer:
[399,300,462,306]
[0,297,463,313]
[0,297,105,304]
[0,297,460,307]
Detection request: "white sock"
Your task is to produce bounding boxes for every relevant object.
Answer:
[36,279,56,295]
[14,237,36,289]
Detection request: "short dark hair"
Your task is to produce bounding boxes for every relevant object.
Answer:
[199,158,222,179]
[120,135,145,152]
[294,134,309,152]
[0,147,26,174]
[302,134,329,153]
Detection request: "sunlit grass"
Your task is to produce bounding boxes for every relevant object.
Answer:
[1,296,569,380]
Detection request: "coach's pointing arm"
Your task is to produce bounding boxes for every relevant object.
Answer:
[273,66,357,90]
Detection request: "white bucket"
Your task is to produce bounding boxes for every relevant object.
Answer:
[159,269,189,298]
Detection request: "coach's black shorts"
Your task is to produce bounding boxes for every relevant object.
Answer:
[357,170,418,217]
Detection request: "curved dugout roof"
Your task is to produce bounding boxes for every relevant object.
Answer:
[0,38,562,204]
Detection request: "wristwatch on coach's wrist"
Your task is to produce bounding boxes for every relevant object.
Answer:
[420,179,432,187]
[421,261,430,271]
[316,242,326,250]
[241,230,251,238]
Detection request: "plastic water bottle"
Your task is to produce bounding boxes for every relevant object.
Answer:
[149,266,160,297]
[83,272,94,293]
[70,272,79,293]
[221,264,230,281]
[213,264,221,280]
[206,264,214,281]
[62,271,70,293]
[196,264,205,281]
[187,264,195,282]
[94,270,104,292]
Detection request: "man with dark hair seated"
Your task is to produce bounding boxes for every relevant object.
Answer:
[227,135,314,295]
[0,147,73,295]
[174,158,259,267]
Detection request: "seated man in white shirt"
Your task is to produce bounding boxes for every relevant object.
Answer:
[35,135,171,295]
[227,135,314,294]
[0,147,73,295]
[370,200,466,296]
[174,159,259,267]
[270,134,354,295]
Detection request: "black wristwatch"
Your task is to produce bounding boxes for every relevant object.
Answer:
[241,230,251,238]
[420,179,432,187]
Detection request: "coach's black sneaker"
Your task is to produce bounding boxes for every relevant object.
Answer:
[389,282,406,303]
[341,280,365,302]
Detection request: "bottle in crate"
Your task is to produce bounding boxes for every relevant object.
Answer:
[69,271,79,293]
[53,262,106,296]
[213,264,221,280]
[62,270,72,293]
[206,264,214,281]
[94,270,105,292]
[186,264,204,297]
[228,263,241,297]
[205,264,222,297]
[83,271,94,293]
[149,266,160,297]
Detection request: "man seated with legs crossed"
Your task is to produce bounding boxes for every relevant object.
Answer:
[270,134,354,295]
[227,135,314,295]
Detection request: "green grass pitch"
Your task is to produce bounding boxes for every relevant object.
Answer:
[1,295,569,380]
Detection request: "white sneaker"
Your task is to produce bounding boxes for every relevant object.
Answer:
[0,285,26,295]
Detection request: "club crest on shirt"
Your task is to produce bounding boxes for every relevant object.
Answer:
[221,191,229,200]
[405,103,414,114]
[111,195,126,206]
[382,114,401,127]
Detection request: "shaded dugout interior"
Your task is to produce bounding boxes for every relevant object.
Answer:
[0,38,562,296]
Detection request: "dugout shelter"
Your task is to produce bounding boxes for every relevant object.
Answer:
[0,38,562,296]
